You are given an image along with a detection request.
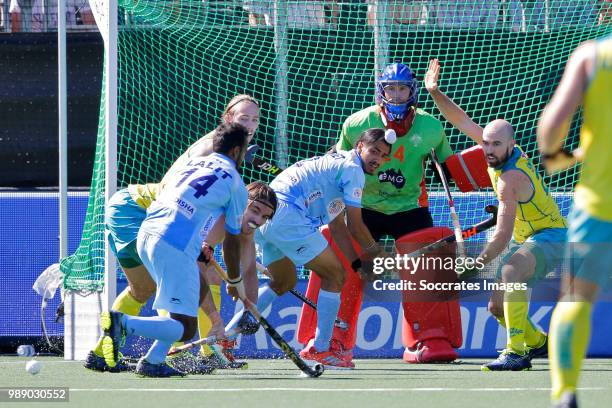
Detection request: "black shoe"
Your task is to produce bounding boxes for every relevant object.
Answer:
[552,392,577,408]
[166,352,215,375]
[84,350,134,373]
[100,311,126,368]
[135,358,186,378]
[527,335,548,360]
[481,349,532,371]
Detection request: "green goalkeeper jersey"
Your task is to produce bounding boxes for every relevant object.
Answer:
[336,105,453,214]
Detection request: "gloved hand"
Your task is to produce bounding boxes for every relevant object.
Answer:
[245,144,260,164]
[197,242,214,263]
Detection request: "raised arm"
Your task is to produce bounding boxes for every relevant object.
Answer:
[537,42,593,160]
[425,58,484,145]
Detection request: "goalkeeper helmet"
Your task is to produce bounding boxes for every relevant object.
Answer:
[376,62,419,121]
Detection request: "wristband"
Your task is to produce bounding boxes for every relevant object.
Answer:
[351,258,362,273]
[541,148,572,161]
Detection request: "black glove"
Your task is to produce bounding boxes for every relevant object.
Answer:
[197,242,214,264]
[245,144,260,164]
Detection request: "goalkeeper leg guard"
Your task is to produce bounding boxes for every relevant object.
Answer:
[396,227,462,363]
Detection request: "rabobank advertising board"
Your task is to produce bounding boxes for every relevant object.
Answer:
[220,280,612,359]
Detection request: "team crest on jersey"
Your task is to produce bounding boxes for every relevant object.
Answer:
[352,188,362,200]
[175,197,195,218]
[410,133,422,146]
[307,190,322,204]
[378,168,406,189]
[327,198,345,219]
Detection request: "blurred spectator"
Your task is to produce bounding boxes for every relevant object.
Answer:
[13,0,33,32]
[244,0,336,27]
[31,0,95,31]
[599,0,612,24]
[433,0,500,29]
[366,0,428,26]
[548,0,597,28]
[9,0,94,32]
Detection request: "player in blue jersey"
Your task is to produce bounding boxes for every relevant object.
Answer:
[99,122,250,377]
[225,128,394,369]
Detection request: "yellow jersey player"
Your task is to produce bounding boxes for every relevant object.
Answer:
[85,95,261,374]
[538,35,612,408]
[425,59,567,371]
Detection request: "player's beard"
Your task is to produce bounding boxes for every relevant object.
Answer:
[486,146,513,168]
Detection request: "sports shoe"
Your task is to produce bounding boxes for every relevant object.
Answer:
[329,339,355,369]
[84,350,133,373]
[299,340,353,370]
[527,335,548,360]
[552,392,577,408]
[237,310,260,335]
[135,358,186,378]
[100,311,126,368]
[210,342,249,369]
[166,351,215,375]
[481,349,532,371]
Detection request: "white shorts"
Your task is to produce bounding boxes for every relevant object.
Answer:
[137,231,200,317]
[256,199,328,267]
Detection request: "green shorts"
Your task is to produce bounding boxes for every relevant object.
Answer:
[496,228,567,286]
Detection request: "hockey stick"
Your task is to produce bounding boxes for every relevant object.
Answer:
[254,263,349,331]
[167,327,242,356]
[250,156,283,176]
[400,204,498,260]
[211,260,324,378]
[431,148,466,258]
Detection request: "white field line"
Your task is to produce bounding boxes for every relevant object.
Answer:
[68,387,606,393]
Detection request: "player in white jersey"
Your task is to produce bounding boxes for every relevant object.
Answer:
[225,128,394,369]
[99,123,250,377]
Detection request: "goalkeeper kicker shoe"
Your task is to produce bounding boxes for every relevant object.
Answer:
[100,311,126,368]
[136,358,186,378]
[481,349,532,371]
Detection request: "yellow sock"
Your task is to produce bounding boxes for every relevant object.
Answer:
[503,289,529,354]
[524,318,546,348]
[495,314,545,349]
[549,301,592,401]
[94,288,144,356]
[200,285,221,357]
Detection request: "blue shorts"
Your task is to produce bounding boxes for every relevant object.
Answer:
[105,189,147,268]
[567,206,612,288]
[497,227,567,286]
[255,199,328,267]
[137,231,200,317]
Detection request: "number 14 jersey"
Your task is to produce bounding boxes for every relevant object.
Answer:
[140,153,248,258]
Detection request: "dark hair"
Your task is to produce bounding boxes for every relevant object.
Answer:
[247,181,277,218]
[356,128,390,148]
[212,123,249,155]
